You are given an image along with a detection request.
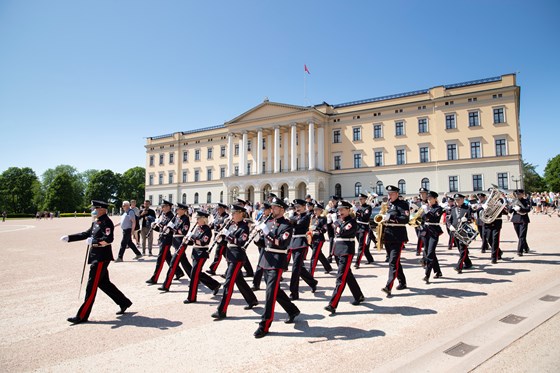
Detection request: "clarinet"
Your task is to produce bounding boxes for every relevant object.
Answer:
[180,221,198,247]
[145,211,163,239]
[207,218,233,254]
[242,213,273,250]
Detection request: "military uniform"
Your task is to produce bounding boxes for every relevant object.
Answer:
[421,194,443,282]
[325,200,364,314]
[509,191,531,256]
[381,191,409,294]
[252,205,272,290]
[207,206,230,275]
[308,206,333,276]
[159,206,192,291]
[473,194,489,253]
[64,200,131,324]
[212,205,258,318]
[484,206,507,263]
[447,195,473,273]
[355,197,374,268]
[254,198,300,338]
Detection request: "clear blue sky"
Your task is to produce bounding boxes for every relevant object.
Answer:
[1,0,558,178]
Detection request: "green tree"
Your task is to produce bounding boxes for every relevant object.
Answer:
[119,167,146,202]
[84,170,120,209]
[44,172,83,212]
[544,154,560,192]
[522,160,546,193]
[41,165,85,210]
[0,167,39,213]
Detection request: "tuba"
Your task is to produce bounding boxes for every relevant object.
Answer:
[374,202,388,251]
[480,185,508,224]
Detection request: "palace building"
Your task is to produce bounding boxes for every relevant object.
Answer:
[145,74,522,206]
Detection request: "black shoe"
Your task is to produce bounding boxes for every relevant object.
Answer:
[116,303,132,315]
[327,256,333,264]
[454,267,463,274]
[351,295,365,306]
[416,252,421,256]
[67,316,87,324]
[419,259,426,268]
[464,264,473,269]
[205,269,216,275]
[324,305,336,314]
[354,264,360,269]
[423,276,430,284]
[385,257,389,262]
[220,273,226,279]
[396,283,407,291]
[183,298,194,304]
[244,301,258,310]
[284,310,300,324]
[311,281,318,293]
[367,260,374,264]
[491,259,497,264]
[481,249,487,254]
[175,273,184,280]
[289,294,299,301]
[324,269,332,274]
[381,287,391,296]
[211,311,226,320]
[254,327,267,339]
[145,279,156,285]
[251,285,260,291]
[244,272,254,278]
[524,249,529,253]
[213,286,221,296]
[517,252,523,257]
[158,286,169,292]
[434,272,443,278]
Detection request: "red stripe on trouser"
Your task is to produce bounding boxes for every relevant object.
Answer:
[211,245,225,271]
[222,261,243,314]
[286,251,292,264]
[417,238,423,252]
[264,269,283,332]
[460,245,468,269]
[311,241,324,277]
[331,254,353,308]
[154,245,170,282]
[190,257,206,302]
[164,245,186,289]
[79,262,104,320]
[388,244,404,290]
[357,231,368,263]
[495,231,501,260]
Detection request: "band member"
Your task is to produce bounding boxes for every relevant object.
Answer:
[472,193,489,253]
[381,185,409,297]
[183,210,221,303]
[444,197,455,250]
[206,203,230,276]
[484,199,507,264]
[309,203,333,276]
[324,200,365,314]
[447,193,473,273]
[326,195,341,263]
[421,191,444,283]
[416,188,429,256]
[60,200,132,324]
[288,199,318,300]
[509,189,531,256]
[253,197,300,339]
[146,200,185,285]
[211,204,258,319]
[355,193,374,268]
[252,202,272,290]
[158,203,193,292]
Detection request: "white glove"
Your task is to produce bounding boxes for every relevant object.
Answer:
[482,203,488,210]
[422,204,429,213]
[86,237,93,245]
[154,218,161,224]
[151,222,158,228]
[382,213,390,222]
[513,205,521,212]
[219,228,229,236]
[330,213,338,222]
[449,225,456,232]
[166,221,175,229]
[257,223,270,235]
[60,235,69,242]
[460,216,467,222]
[186,231,194,240]
[327,214,333,224]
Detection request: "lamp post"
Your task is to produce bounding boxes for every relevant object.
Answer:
[511,175,521,190]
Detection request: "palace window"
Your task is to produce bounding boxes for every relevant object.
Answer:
[169,153,174,164]
[375,151,383,167]
[334,155,341,170]
[354,182,362,197]
[470,141,481,159]
[182,171,187,183]
[398,179,406,194]
[473,174,483,191]
[420,147,429,163]
[493,108,505,124]
[207,147,213,159]
[149,155,154,166]
[418,118,428,133]
[183,151,188,162]
[159,154,164,165]
[495,138,507,156]
[468,111,480,127]
[168,173,173,184]
[373,124,382,139]
[195,149,200,161]
[421,178,430,190]
[376,181,384,196]
[335,183,342,197]
[333,129,341,143]
[395,121,405,136]
[353,153,362,168]
[449,176,458,192]
[207,168,212,181]
[396,149,406,165]
[445,114,456,129]
[447,144,457,160]
[220,145,226,157]
[352,127,362,142]
[497,172,509,190]
[194,170,199,182]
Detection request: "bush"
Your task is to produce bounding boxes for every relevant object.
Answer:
[4,213,35,219]
[59,213,92,218]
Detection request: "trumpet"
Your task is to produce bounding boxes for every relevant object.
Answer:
[408,207,425,227]
[374,202,388,251]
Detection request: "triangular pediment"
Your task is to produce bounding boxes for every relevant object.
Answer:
[226,101,310,125]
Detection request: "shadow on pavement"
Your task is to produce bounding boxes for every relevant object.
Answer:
[272,320,386,342]
[88,312,183,330]
[406,286,488,299]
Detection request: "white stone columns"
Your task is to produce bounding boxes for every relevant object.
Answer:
[274,126,280,173]
[257,129,263,175]
[267,134,272,173]
[283,129,288,172]
[299,128,306,170]
[317,125,324,170]
[290,124,297,172]
[308,122,315,170]
[239,131,247,176]
[227,133,233,177]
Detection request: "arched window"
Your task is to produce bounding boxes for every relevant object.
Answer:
[421,177,430,191]
[376,181,384,195]
[398,179,406,195]
[354,182,362,197]
[335,183,342,197]
[182,193,187,204]
[207,192,212,203]
[194,192,199,204]
[220,191,224,203]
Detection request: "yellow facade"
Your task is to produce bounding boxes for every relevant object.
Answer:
[145,74,521,206]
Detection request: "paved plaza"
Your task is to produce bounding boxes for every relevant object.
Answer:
[0,214,559,372]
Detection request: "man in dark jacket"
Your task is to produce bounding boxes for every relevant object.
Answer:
[509,189,531,256]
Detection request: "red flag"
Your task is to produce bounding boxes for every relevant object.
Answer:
[304,64,310,74]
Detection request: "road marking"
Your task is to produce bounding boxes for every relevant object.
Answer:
[0,225,35,233]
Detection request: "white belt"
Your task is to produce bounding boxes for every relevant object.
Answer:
[227,244,243,249]
[357,221,369,225]
[193,245,208,250]
[384,223,408,227]
[265,247,289,254]
[334,238,354,242]
[292,234,307,238]
[424,222,441,226]
[173,235,185,238]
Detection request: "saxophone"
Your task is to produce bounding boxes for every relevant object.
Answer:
[306,214,316,245]
[374,202,388,251]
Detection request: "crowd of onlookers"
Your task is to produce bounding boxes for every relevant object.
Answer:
[529,191,560,215]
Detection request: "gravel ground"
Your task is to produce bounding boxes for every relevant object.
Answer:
[0,213,559,372]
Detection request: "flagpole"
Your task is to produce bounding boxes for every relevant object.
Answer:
[304,70,307,105]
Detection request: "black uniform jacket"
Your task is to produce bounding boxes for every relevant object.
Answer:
[187,224,212,259]
[289,212,310,249]
[172,214,191,249]
[356,203,372,232]
[311,215,327,242]
[258,216,293,270]
[153,210,175,245]
[332,215,357,256]
[383,199,410,243]
[68,213,114,264]
[447,203,472,229]
[224,220,250,262]
[421,204,443,238]
[509,198,531,224]
[483,206,508,229]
